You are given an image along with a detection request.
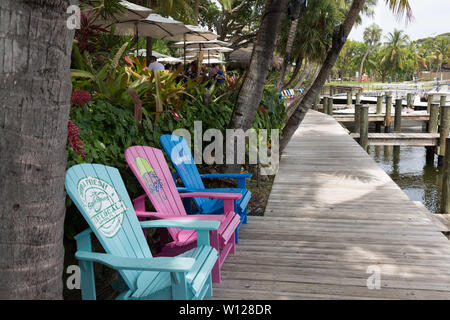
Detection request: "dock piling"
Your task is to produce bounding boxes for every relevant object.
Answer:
[384,94,392,133]
[354,104,362,134]
[442,137,450,214]
[328,96,334,115]
[438,103,450,166]
[359,105,369,152]
[347,92,352,106]
[394,98,402,132]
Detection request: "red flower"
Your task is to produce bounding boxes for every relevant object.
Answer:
[124,56,133,66]
[71,89,91,107]
[68,119,86,159]
[170,110,182,121]
[258,105,267,114]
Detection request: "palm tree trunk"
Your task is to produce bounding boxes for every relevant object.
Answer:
[294,61,313,90]
[280,0,367,152]
[194,0,199,25]
[226,0,290,172]
[278,17,300,88]
[282,55,303,89]
[228,0,289,132]
[0,0,74,299]
[358,44,371,83]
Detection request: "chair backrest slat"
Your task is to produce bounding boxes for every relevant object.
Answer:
[65,163,154,290]
[125,146,188,240]
[159,135,207,209]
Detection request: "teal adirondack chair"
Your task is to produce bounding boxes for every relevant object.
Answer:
[160,134,252,243]
[65,163,220,300]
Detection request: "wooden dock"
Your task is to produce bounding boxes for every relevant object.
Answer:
[333,113,430,122]
[350,133,440,146]
[212,110,450,299]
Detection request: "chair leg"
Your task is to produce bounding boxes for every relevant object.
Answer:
[210,230,221,283]
[230,234,236,254]
[234,229,239,244]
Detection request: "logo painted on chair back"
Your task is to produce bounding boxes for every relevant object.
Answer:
[78,177,126,238]
[135,157,167,202]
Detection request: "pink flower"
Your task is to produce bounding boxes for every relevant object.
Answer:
[68,119,86,159]
[124,56,133,66]
[71,89,91,107]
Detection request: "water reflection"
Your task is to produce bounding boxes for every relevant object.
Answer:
[370,145,443,214]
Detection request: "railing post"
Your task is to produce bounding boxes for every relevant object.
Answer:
[394,98,402,132]
[347,91,352,106]
[441,137,450,214]
[426,102,440,163]
[359,105,369,152]
[438,101,450,166]
[384,93,392,133]
[354,103,362,133]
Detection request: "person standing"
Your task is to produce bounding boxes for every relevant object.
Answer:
[213,64,225,84]
[148,56,164,71]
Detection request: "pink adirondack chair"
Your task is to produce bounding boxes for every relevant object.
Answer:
[125,146,242,283]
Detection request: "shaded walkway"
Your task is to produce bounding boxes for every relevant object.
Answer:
[213,110,450,299]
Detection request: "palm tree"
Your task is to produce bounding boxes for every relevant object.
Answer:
[434,37,450,80]
[381,29,409,79]
[280,0,413,152]
[0,0,74,299]
[358,23,381,82]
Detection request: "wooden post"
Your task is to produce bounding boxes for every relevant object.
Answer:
[427,94,433,113]
[426,102,440,163]
[384,94,392,133]
[356,91,361,105]
[375,95,383,133]
[428,102,440,134]
[354,103,361,133]
[438,103,450,166]
[441,137,450,214]
[328,96,334,115]
[359,105,369,152]
[347,92,352,106]
[407,92,413,109]
[322,96,328,113]
[394,98,402,132]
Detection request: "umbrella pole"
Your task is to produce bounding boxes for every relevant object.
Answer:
[183,34,186,71]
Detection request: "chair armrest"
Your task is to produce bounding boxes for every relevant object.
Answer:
[75,251,195,272]
[199,173,252,179]
[135,212,228,221]
[179,192,242,200]
[140,219,220,231]
[132,194,147,212]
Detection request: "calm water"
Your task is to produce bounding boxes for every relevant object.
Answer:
[369,144,443,214]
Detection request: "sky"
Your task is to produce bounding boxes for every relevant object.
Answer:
[348,0,450,42]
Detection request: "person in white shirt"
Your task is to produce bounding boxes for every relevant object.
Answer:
[148,56,164,71]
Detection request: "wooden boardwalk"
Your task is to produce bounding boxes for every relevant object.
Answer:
[212,110,450,299]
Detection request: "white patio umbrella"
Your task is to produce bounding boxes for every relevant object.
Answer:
[161,25,218,67]
[157,56,184,64]
[83,0,152,21]
[173,40,232,49]
[110,14,191,39]
[132,49,167,58]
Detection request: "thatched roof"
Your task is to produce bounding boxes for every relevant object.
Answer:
[228,46,283,70]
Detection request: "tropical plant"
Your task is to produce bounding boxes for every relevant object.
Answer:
[381,29,409,79]
[358,23,382,82]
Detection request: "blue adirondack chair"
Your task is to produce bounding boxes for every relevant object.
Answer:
[65,163,220,300]
[160,134,252,243]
